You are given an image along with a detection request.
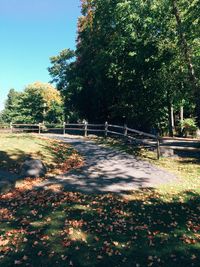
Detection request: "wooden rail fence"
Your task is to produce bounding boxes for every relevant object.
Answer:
[0,122,160,159]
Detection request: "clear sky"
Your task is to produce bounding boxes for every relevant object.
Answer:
[0,0,81,110]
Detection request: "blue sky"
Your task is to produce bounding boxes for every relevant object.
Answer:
[0,0,81,110]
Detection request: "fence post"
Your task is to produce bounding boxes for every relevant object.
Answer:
[105,121,108,138]
[38,123,41,134]
[10,122,13,133]
[124,124,128,137]
[63,122,66,135]
[84,121,88,137]
[156,134,160,160]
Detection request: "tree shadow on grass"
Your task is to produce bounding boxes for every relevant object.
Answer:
[1,187,200,267]
[0,150,29,173]
[0,147,52,194]
[94,136,157,160]
[0,150,32,194]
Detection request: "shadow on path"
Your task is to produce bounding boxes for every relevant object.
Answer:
[39,136,178,194]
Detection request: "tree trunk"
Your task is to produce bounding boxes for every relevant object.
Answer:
[180,106,184,123]
[168,101,174,137]
[171,106,175,127]
[180,105,184,135]
[171,0,200,125]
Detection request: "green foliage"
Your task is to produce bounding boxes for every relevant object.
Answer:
[48,0,199,132]
[48,49,79,122]
[46,101,64,123]
[180,118,198,137]
[0,89,22,123]
[48,49,75,92]
[1,83,64,124]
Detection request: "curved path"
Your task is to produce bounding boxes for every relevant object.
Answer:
[38,135,179,194]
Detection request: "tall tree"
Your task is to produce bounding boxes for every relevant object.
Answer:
[1,82,64,123]
[49,0,199,133]
[171,0,200,125]
[1,89,22,123]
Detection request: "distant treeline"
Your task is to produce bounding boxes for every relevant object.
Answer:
[0,82,64,124]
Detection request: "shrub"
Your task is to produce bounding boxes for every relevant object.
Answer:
[180,118,198,137]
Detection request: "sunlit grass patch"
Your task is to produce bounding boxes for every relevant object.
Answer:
[92,136,200,194]
[0,133,84,174]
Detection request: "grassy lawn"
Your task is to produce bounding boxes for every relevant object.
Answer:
[1,187,200,266]
[93,137,200,194]
[0,134,83,174]
[1,134,200,266]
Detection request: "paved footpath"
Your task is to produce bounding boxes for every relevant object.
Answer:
[38,135,179,194]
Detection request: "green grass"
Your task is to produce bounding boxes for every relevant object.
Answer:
[0,133,83,174]
[92,136,200,194]
[1,188,200,267]
[1,134,200,266]
[0,134,51,172]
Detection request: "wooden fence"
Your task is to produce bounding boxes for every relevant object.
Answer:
[0,122,160,159]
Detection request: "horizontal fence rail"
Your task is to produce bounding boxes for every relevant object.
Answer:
[0,122,160,159]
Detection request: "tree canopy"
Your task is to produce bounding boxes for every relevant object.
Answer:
[1,0,199,135]
[1,82,64,124]
[48,0,199,134]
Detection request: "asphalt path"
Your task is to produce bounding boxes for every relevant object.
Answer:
[38,136,178,194]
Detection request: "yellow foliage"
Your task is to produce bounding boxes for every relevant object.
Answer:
[25,81,62,107]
